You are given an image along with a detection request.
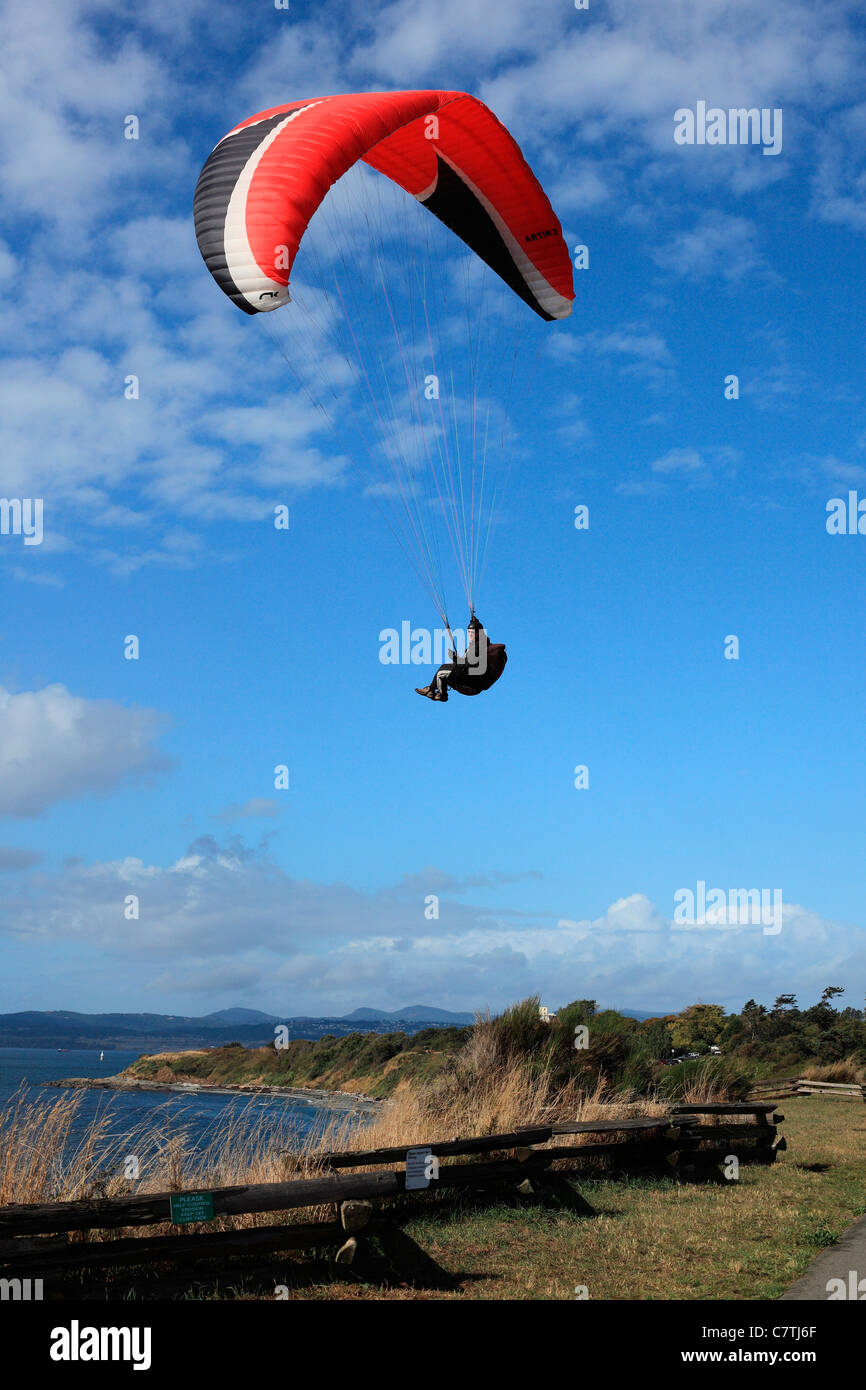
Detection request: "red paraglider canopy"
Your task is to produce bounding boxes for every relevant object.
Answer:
[194,90,574,321]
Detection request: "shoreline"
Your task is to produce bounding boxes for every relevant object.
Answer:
[43,1075,381,1113]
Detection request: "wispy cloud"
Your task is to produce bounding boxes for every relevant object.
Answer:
[652,213,767,281]
[215,799,283,822]
[0,846,43,870]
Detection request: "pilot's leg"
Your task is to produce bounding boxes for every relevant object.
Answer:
[432,665,452,700]
[415,665,452,701]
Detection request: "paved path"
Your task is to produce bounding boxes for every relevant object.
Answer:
[780,1213,866,1300]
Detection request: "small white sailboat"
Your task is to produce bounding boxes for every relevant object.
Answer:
[99,1050,104,1062]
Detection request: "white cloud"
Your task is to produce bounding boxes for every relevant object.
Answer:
[0,0,183,223]
[1,839,863,1014]
[110,216,201,279]
[0,684,173,817]
[549,162,616,214]
[232,17,345,113]
[480,0,861,156]
[0,288,348,573]
[350,0,557,84]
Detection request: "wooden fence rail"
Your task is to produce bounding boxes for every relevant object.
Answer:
[0,1104,786,1297]
[748,1077,865,1101]
[314,1116,668,1169]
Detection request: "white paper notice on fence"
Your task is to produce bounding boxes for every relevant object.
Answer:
[405,1146,433,1190]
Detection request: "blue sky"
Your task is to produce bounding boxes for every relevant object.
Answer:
[1,0,865,1019]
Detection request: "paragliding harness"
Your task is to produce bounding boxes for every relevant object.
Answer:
[445,651,507,695]
[422,615,507,700]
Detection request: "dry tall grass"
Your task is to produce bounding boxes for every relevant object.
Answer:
[800,1056,865,1084]
[673,1059,747,1107]
[0,1085,327,1210]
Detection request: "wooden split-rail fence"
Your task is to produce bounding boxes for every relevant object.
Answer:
[749,1076,866,1102]
[0,1102,785,1297]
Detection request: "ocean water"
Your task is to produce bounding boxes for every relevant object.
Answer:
[0,1048,369,1179]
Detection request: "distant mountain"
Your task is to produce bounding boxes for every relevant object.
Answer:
[200,1009,281,1026]
[0,1007,470,1050]
[0,1003,666,1051]
[341,1005,475,1024]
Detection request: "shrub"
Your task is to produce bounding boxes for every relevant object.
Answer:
[487,996,552,1063]
[655,1056,753,1102]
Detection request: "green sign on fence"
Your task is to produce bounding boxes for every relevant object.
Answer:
[169,1192,215,1224]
